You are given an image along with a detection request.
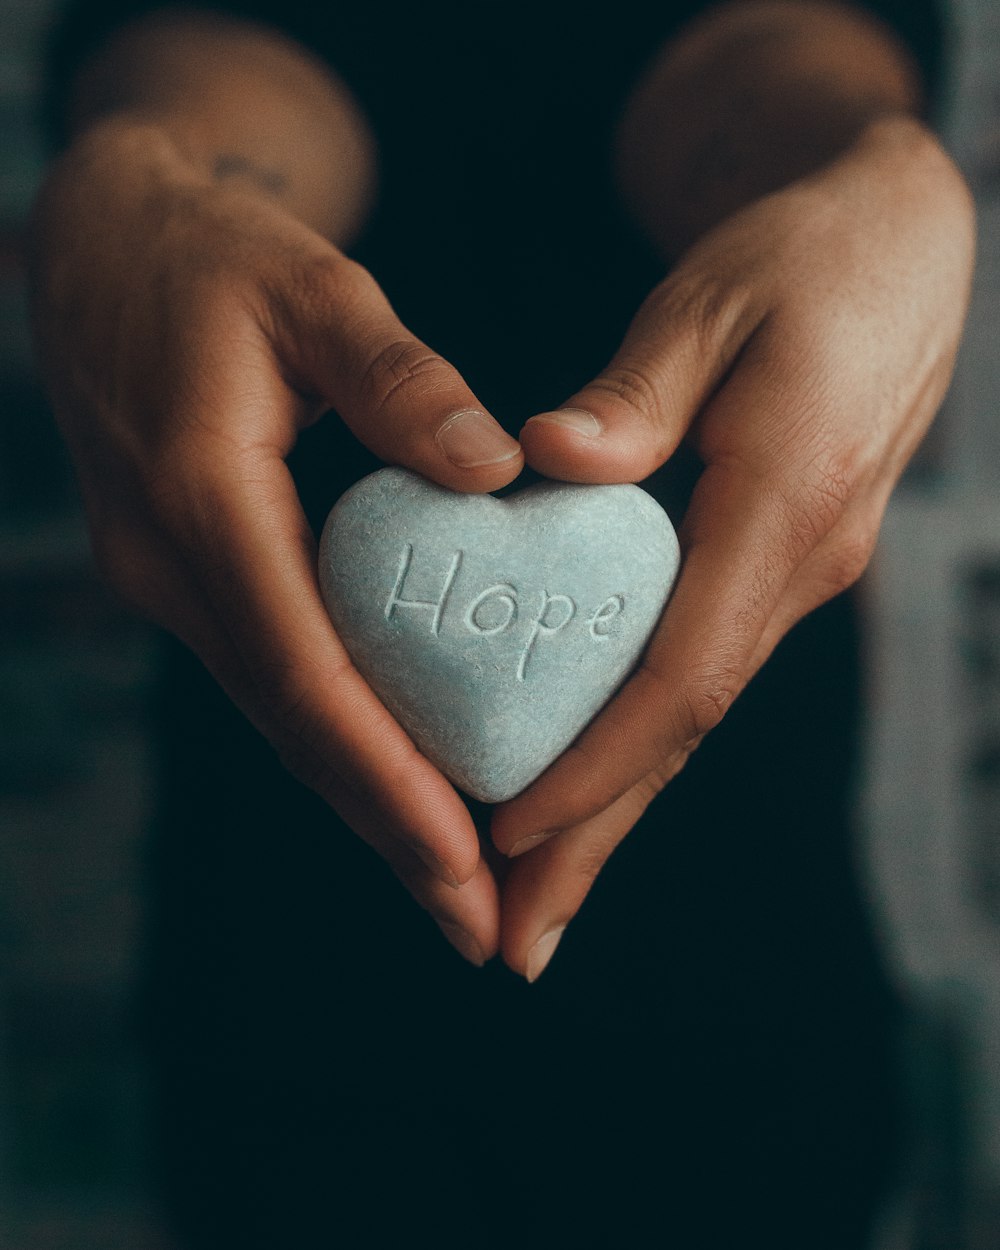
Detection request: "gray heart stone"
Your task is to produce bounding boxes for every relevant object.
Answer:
[318,467,680,802]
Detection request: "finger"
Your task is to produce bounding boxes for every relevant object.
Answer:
[518,264,765,483]
[147,396,483,889]
[336,788,501,968]
[741,473,895,679]
[203,622,503,965]
[734,332,959,682]
[498,764,690,981]
[93,508,498,945]
[127,323,484,886]
[493,411,851,853]
[268,250,523,491]
[182,587,501,965]
[393,857,501,968]
[495,307,868,851]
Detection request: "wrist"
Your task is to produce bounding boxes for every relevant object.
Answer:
[60,12,376,241]
[832,113,974,227]
[848,112,956,177]
[615,1,931,257]
[70,110,289,202]
[46,103,368,242]
[36,113,208,232]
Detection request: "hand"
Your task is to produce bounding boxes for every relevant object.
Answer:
[492,117,975,980]
[29,118,526,966]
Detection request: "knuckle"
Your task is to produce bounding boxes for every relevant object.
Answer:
[633,772,669,807]
[646,266,756,364]
[802,447,855,527]
[767,445,857,556]
[275,251,371,349]
[587,357,661,420]
[661,269,750,346]
[288,249,355,312]
[678,667,742,740]
[358,338,448,417]
[254,659,324,744]
[268,697,342,798]
[638,750,695,801]
[824,526,879,594]
[259,662,353,786]
[575,843,610,886]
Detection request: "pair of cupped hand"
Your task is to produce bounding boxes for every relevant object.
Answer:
[30,116,974,981]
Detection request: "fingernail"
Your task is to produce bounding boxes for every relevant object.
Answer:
[507,830,557,858]
[435,410,521,467]
[438,920,487,967]
[413,845,461,889]
[526,925,566,983]
[526,408,601,437]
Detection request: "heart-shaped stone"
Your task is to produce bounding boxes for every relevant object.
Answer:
[318,467,680,802]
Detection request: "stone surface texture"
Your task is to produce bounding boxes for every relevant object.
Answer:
[319,467,680,802]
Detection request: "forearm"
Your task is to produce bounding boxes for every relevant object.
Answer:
[616,0,932,256]
[60,7,375,240]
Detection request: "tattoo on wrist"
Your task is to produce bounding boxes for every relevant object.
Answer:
[212,153,288,196]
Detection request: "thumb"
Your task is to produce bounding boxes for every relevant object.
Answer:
[519,275,763,483]
[273,251,523,492]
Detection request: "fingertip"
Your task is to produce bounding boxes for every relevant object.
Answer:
[427,857,503,966]
[430,409,524,492]
[525,925,566,983]
[491,779,574,856]
[437,920,488,967]
[499,869,570,981]
[432,452,525,495]
[519,408,657,483]
[453,852,481,889]
[414,836,481,889]
[505,830,558,858]
[413,844,463,888]
[526,408,603,439]
[519,409,603,473]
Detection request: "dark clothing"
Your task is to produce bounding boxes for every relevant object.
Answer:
[46,2,946,1245]
[150,591,887,1250]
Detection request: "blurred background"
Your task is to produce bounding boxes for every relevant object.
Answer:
[0,1,998,1246]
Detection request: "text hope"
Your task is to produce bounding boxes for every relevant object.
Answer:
[385,543,626,681]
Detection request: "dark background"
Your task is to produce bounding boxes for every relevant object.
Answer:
[1,1,999,1246]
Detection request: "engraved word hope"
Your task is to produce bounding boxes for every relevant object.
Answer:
[385,543,626,681]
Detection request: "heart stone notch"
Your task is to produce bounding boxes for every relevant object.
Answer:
[318,467,680,802]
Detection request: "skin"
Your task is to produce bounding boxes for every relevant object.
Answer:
[30,2,975,980]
